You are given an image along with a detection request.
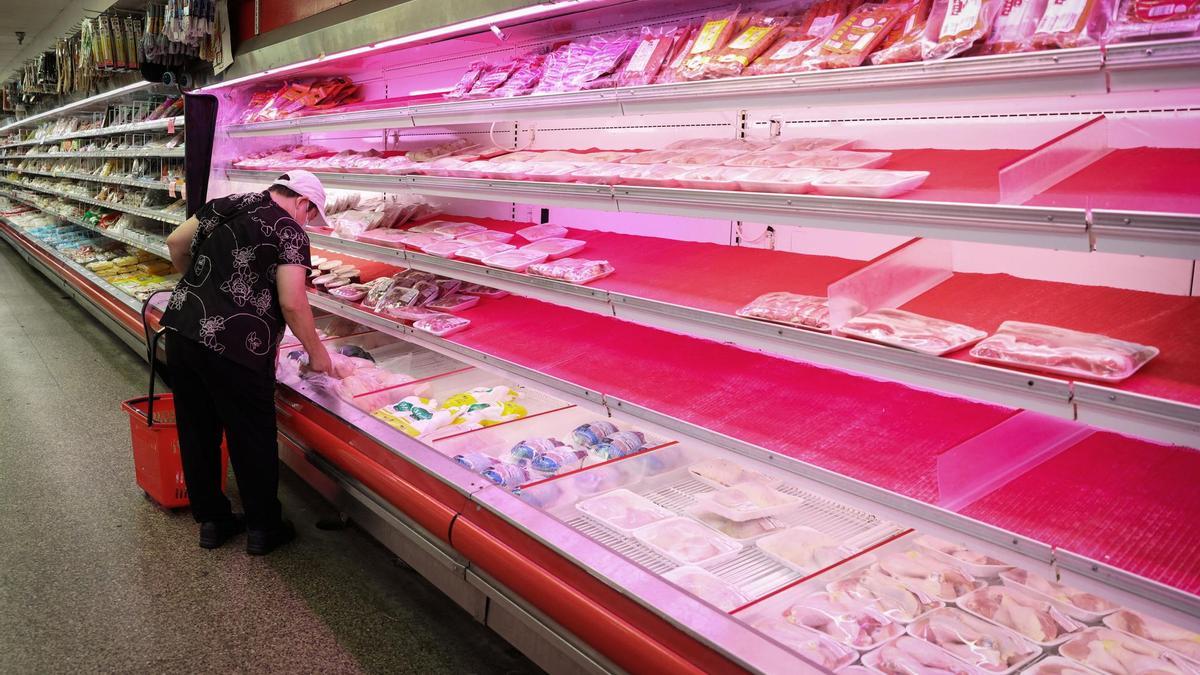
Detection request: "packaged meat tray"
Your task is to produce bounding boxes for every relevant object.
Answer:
[835,309,987,356]
[328,285,369,303]
[694,482,802,522]
[412,313,471,337]
[666,149,750,166]
[400,232,453,250]
[877,549,984,602]
[456,230,514,245]
[515,222,569,242]
[1023,656,1104,675]
[735,292,832,332]
[958,586,1083,647]
[737,167,826,194]
[703,14,788,79]
[617,25,681,87]
[527,258,614,285]
[407,220,453,233]
[1103,610,1200,664]
[460,283,509,298]
[426,293,479,313]
[382,306,444,323]
[862,635,987,675]
[787,150,893,170]
[567,163,625,185]
[419,239,470,258]
[724,151,818,168]
[575,489,674,534]
[456,241,515,263]
[1059,628,1192,675]
[907,608,1041,673]
[923,0,1002,61]
[667,138,773,151]
[809,169,930,198]
[674,8,741,81]
[482,249,549,272]
[914,534,1012,577]
[969,322,1158,383]
[662,566,748,612]
[1110,0,1200,41]
[685,506,783,542]
[756,526,850,573]
[433,221,487,238]
[771,138,855,152]
[522,162,585,182]
[610,163,692,187]
[751,618,858,671]
[687,457,780,489]
[519,237,586,259]
[675,166,754,190]
[631,516,742,566]
[807,3,911,69]
[783,591,904,650]
[620,149,686,165]
[1031,0,1118,48]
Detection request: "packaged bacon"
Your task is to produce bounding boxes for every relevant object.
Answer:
[736,292,832,332]
[703,14,789,79]
[922,0,1003,61]
[870,0,934,64]
[969,321,1159,382]
[675,8,742,81]
[1108,0,1199,41]
[978,0,1050,53]
[617,25,683,87]
[1030,0,1119,48]
[807,3,912,69]
[835,309,987,355]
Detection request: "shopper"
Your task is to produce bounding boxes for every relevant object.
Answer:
[161,171,341,554]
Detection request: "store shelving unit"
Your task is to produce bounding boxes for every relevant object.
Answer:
[0,188,170,259]
[0,166,173,191]
[0,115,184,148]
[0,177,185,226]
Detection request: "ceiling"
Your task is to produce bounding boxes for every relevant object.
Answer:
[0,0,129,84]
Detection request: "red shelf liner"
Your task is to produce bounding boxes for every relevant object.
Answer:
[876,148,1025,204]
[962,430,1200,595]
[1029,148,1200,214]
[899,272,1200,405]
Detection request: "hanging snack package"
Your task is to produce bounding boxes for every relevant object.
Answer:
[870,0,934,64]
[1030,0,1119,47]
[617,25,683,87]
[703,14,789,79]
[978,0,1050,53]
[675,8,742,81]
[806,3,912,69]
[1109,0,1200,40]
[922,0,1003,60]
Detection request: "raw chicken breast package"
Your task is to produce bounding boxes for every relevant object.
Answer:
[908,607,1041,672]
[783,591,905,649]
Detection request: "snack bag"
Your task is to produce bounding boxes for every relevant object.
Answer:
[617,25,682,86]
[704,14,789,79]
[870,0,934,63]
[1108,0,1199,40]
[675,8,742,81]
[923,0,1002,60]
[1030,0,1119,47]
[806,3,912,69]
[978,0,1050,52]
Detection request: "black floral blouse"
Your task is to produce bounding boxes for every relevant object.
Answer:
[161,191,311,371]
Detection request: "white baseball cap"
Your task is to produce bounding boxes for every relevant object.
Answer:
[272,170,328,227]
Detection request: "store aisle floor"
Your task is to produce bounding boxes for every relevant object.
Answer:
[0,243,541,675]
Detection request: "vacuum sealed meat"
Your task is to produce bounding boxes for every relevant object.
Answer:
[654,24,699,84]
[809,169,930,197]
[667,149,750,166]
[909,608,1041,672]
[617,25,682,87]
[736,292,832,332]
[611,163,692,187]
[466,61,519,97]
[696,482,803,522]
[757,527,848,572]
[751,618,858,670]
[724,151,812,168]
[787,150,893,169]
[745,1,855,75]
[1103,610,1200,662]
[922,0,1003,60]
[482,249,549,272]
[703,14,789,79]
[878,549,982,601]
[426,293,479,313]
[959,586,1082,645]
[687,457,780,488]
[491,54,546,98]
[1109,0,1200,40]
[434,221,487,238]
[662,566,748,612]
[620,149,686,165]
[979,0,1050,53]
[633,517,742,566]
[675,9,741,81]
[1061,628,1192,675]
[571,420,619,448]
[871,0,934,63]
[519,237,586,259]
[446,62,490,99]
[456,230,514,245]
[863,635,986,675]
[835,308,987,355]
[807,3,912,69]
[969,321,1158,382]
[737,167,827,194]
[456,241,516,262]
[516,222,569,241]
[413,313,471,337]
[771,137,854,151]
[576,489,673,534]
[784,592,905,649]
[830,566,945,623]
[568,163,625,184]
[1031,0,1119,47]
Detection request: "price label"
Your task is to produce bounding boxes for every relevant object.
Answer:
[168,179,177,197]
[166,117,176,134]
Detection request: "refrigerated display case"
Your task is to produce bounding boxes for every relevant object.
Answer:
[4,0,1200,673]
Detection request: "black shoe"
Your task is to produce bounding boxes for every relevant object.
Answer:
[246,520,295,556]
[199,515,245,549]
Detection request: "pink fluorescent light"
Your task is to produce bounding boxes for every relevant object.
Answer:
[199,0,598,92]
[1,81,152,133]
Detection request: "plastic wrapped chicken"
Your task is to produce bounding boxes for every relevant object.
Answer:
[909,608,1040,672]
[633,517,742,566]
[864,635,985,675]
[784,592,904,649]
[877,549,981,601]
[663,566,748,612]
[1000,568,1119,621]
[969,321,1158,382]
[752,618,858,670]
[1103,610,1200,662]
[1060,627,1192,675]
[959,587,1081,645]
[757,527,847,572]
[829,565,945,622]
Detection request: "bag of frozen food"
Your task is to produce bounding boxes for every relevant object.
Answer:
[1030,0,1119,47]
[675,8,742,81]
[806,3,913,69]
[870,0,934,64]
[703,13,789,79]
[922,0,1003,60]
[1108,0,1199,40]
[977,0,1050,52]
[617,25,683,87]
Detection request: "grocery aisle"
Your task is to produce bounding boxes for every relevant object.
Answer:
[0,242,540,675]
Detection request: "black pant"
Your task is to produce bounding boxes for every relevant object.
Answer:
[166,331,282,530]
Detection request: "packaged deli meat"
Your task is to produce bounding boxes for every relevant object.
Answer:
[979,0,1050,52]
[908,607,1041,673]
[617,25,683,87]
[1109,0,1200,40]
[703,13,789,79]
[675,8,741,81]
[737,167,826,193]
[1031,0,1119,47]
[871,0,934,64]
[745,1,855,75]
[736,292,832,332]
[835,309,988,356]
[654,23,700,84]
[922,0,1003,60]
[806,3,912,69]
[809,169,930,197]
[969,321,1158,382]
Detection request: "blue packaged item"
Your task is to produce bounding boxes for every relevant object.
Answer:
[510,437,561,461]
[529,447,587,477]
[571,420,618,448]
[481,461,531,489]
[453,452,499,473]
[591,431,647,460]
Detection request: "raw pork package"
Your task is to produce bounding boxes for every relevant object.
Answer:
[482,249,550,272]
[456,230,514,245]
[491,54,546,98]
[703,14,789,79]
[419,239,470,259]
[922,0,1003,60]
[617,25,682,87]
[908,608,1041,672]
[978,0,1050,53]
[751,618,858,671]
[355,229,411,249]
[736,292,832,332]
[527,258,614,285]
[466,61,519,97]
[666,148,750,166]
[724,151,816,168]
[862,636,986,675]
[807,3,912,69]
[809,169,930,197]
[968,321,1158,382]
[662,566,748,612]
[1030,0,1119,47]
[1109,0,1200,40]
[631,516,742,566]
[784,592,905,649]
[770,137,854,151]
[835,308,987,356]
[515,222,569,242]
[674,9,741,81]
[456,241,516,263]
[413,314,471,337]
[620,149,686,165]
[611,163,692,187]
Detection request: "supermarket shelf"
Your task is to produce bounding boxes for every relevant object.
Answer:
[0,188,171,259]
[0,116,184,149]
[1090,209,1200,259]
[222,39,1200,137]
[2,165,174,192]
[4,148,185,160]
[0,177,185,225]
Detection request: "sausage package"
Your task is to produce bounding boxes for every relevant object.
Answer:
[703,14,789,79]
[870,0,934,64]
[617,25,683,87]
[1031,0,1119,47]
[978,0,1050,53]
[1109,0,1200,40]
[807,3,913,69]
[745,2,855,75]
[923,0,1003,60]
[675,9,741,81]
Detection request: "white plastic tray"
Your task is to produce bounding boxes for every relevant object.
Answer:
[827,565,946,624]
[692,481,802,522]
[861,635,987,675]
[519,237,586,259]
[751,618,858,671]
[914,534,1012,578]
[809,169,930,198]
[575,489,674,535]
[684,505,783,542]
[631,516,742,567]
[1060,627,1194,675]
[998,568,1119,623]
[1102,609,1200,666]
[957,586,1084,648]
[687,457,781,489]
[515,223,568,242]
[482,249,549,272]
[783,591,904,651]
[756,526,851,574]
[662,565,748,612]
[907,607,1041,674]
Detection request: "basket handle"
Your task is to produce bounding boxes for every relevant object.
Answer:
[140,290,173,428]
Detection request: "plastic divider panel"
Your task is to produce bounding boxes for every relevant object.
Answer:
[998,115,1111,206]
[827,238,953,329]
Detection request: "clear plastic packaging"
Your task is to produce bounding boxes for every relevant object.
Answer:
[686,506,783,541]
[999,570,1117,623]
[877,549,984,602]
[620,149,686,165]
[771,138,854,151]
[687,457,781,489]
[516,222,569,242]
[481,460,530,489]
[611,163,692,187]
[420,239,470,258]
[756,526,849,573]
[783,591,905,649]
[446,61,489,99]
[399,232,453,250]
[675,166,755,190]
[809,169,930,198]
[383,306,444,322]
[519,237,586,259]
[1030,0,1119,48]
[456,241,516,263]
[666,148,750,166]
[1022,656,1102,675]
[703,14,789,79]
[959,586,1083,646]
[567,163,625,185]
[426,293,479,313]
[590,430,647,460]
[617,25,682,87]
[835,309,987,356]
[413,313,471,337]
[372,396,456,437]
[745,1,855,76]
[969,321,1159,382]
[807,3,911,69]
[482,249,550,272]
[570,420,619,448]
[576,489,674,534]
[908,608,1041,673]
[724,151,815,168]
[460,283,509,298]
[914,534,1012,577]
[870,0,934,64]
[694,482,803,522]
[662,566,748,612]
[523,162,586,182]
[632,516,742,566]
[1103,610,1200,664]
[979,0,1049,53]
[737,167,826,194]
[328,284,369,303]
[675,8,741,81]
[863,635,986,675]
[751,618,858,671]
[1109,0,1200,41]
[527,258,614,285]
[453,451,500,473]
[787,150,893,169]
[922,0,1003,61]
[434,221,487,238]
[1060,628,1192,675]
[528,447,589,477]
[735,292,832,332]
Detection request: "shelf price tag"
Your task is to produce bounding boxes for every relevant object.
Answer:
[168,179,177,198]
[167,117,176,134]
